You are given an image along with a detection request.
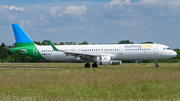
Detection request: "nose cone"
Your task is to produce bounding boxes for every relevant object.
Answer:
[171,51,177,58]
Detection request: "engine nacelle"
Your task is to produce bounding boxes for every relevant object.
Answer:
[97,56,111,65]
[110,60,121,65]
[97,56,121,65]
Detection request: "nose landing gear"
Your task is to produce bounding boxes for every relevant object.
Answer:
[155,60,159,68]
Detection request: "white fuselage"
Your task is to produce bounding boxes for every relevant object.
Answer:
[36,44,177,62]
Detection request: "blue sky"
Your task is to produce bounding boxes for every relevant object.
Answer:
[0,0,180,48]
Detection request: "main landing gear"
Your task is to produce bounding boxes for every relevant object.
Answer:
[84,63,98,68]
[85,63,91,68]
[155,59,159,68]
[92,63,98,68]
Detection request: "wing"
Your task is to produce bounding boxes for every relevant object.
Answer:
[64,51,106,60]
[48,40,106,60]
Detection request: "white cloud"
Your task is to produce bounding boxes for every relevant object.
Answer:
[26,20,32,26]
[25,20,36,26]
[45,27,61,33]
[20,20,25,27]
[19,19,37,26]
[90,26,102,33]
[40,14,45,21]
[49,7,60,16]
[9,5,19,10]
[4,5,25,11]
[108,0,131,6]
[168,0,180,7]
[63,5,87,16]
[109,0,121,5]
[3,5,8,8]
[124,0,130,4]
[139,0,180,6]
[18,7,25,11]
[108,0,180,7]
[45,25,76,33]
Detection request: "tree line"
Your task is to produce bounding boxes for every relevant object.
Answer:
[0,40,179,63]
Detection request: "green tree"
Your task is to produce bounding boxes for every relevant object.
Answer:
[12,42,17,47]
[140,41,154,44]
[34,41,42,45]
[172,49,180,62]
[54,42,57,45]
[58,42,65,45]
[78,41,88,45]
[65,41,76,45]
[42,40,50,45]
[0,43,8,62]
[119,40,133,44]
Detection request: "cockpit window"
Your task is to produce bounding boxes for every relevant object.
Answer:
[163,48,171,50]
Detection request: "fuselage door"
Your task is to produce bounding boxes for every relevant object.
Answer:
[77,47,81,52]
[119,45,124,54]
[153,45,158,54]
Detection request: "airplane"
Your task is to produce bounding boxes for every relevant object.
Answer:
[6,24,177,68]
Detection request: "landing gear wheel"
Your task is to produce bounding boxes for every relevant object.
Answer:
[155,60,159,68]
[92,63,98,68]
[155,65,159,68]
[85,63,91,68]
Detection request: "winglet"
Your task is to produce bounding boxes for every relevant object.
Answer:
[49,40,64,52]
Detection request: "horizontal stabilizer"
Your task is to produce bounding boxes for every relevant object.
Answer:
[5,47,27,53]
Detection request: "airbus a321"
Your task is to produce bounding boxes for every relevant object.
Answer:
[7,24,177,68]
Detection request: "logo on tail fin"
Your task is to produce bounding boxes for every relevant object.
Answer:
[33,47,38,55]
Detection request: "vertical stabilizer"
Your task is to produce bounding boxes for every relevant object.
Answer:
[12,24,34,47]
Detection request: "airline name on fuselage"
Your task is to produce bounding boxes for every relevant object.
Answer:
[124,45,153,49]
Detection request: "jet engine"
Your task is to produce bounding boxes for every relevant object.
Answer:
[110,60,121,65]
[97,56,111,65]
[97,56,121,65]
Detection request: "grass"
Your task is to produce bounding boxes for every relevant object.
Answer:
[0,63,180,100]
[0,62,180,68]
